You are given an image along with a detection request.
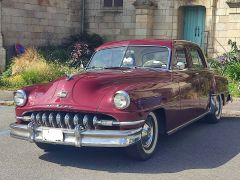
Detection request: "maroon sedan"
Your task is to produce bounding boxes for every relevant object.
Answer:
[10,39,231,160]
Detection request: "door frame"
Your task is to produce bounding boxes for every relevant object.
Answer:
[178,6,206,49]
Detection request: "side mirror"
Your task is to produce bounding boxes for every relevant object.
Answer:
[176,62,185,70]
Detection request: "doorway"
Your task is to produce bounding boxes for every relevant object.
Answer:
[182,6,206,49]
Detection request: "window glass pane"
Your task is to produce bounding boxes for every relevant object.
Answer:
[173,49,187,70]
[88,46,169,69]
[124,46,169,69]
[114,0,123,7]
[190,49,204,69]
[89,47,127,69]
[104,0,113,7]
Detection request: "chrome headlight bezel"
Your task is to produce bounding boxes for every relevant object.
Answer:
[13,90,27,107]
[113,91,130,110]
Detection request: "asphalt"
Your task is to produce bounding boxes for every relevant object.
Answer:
[0,106,240,180]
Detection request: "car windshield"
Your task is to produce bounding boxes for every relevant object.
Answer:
[87,46,170,70]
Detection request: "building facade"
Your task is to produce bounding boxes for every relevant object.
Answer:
[86,0,240,57]
[0,0,240,72]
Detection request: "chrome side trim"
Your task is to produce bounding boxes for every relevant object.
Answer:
[16,116,31,121]
[167,111,209,135]
[88,119,145,127]
[118,120,145,126]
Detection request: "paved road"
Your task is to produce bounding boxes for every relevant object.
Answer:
[0,106,240,180]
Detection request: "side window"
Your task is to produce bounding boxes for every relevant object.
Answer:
[190,48,204,69]
[173,48,188,70]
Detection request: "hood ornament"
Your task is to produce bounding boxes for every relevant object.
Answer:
[66,74,74,81]
[57,91,68,98]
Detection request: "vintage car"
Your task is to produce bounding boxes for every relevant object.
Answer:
[10,39,231,160]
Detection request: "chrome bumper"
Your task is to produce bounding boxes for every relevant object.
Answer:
[9,123,142,147]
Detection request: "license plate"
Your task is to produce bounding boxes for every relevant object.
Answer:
[42,129,63,142]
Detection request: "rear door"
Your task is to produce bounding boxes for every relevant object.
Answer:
[171,45,201,126]
[188,46,213,114]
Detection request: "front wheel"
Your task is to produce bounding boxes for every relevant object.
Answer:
[206,95,223,123]
[126,112,159,161]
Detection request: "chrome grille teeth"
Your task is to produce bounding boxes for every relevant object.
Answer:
[27,111,114,130]
[83,115,90,128]
[64,113,74,129]
[49,113,58,128]
[36,113,42,125]
[30,113,37,125]
[73,114,83,126]
[56,113,66,128]
[42,113,50,127]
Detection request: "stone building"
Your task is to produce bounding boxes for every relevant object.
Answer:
[0,0,83,72]
[0,0,240,72]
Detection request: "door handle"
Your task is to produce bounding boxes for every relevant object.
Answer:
[198,26,200,37]
[195,27,197,37]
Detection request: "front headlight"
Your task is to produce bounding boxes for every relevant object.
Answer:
[14,90,27,106]
[113,91,130,110]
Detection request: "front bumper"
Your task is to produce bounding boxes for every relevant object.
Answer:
[10,122,142,147]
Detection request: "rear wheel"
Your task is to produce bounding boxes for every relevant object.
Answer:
[126,112,159,161]
[206,95,223,123]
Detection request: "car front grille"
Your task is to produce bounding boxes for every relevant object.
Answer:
[21,111,117,130]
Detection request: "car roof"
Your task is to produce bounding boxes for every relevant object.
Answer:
[96,39,199,51]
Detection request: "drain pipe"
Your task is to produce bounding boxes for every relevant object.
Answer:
[81,0,85,33]
[211,0,218,56]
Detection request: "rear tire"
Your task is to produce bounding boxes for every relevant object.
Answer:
[206,95,223,123]
[126,112,159,161]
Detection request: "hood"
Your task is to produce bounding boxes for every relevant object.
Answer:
[25,68,171,111]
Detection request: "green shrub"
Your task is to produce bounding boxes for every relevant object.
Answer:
[64,32,104,49]
[0,48,77,90]
[208,40,240,97]
[39,46,70,63]
[226,62,240,82]
[228,81,240,97]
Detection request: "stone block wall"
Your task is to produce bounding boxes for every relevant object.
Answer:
[214,0,240,55]
[85,0,136,41]
[1,0,82,49]
[86,0,240,57]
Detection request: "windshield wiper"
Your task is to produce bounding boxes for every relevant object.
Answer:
[86,66,104,70]
[104,67,132,70]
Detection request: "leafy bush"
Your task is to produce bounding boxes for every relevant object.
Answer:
[0,48,77,89]
[209,40,240,97]
[0,32,104,89]
[38,32,104,69]
[64,32,104,49]
[39,46,70,63]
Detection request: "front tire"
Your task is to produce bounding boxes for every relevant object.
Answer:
[206,95,223,123]
[126,112,159,161]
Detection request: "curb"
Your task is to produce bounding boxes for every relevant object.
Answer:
[0,101,15,106]
[222,110,240,117]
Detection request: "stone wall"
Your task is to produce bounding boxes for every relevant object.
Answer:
[1,0,82,52]
[214,0,240,55]
[85,0,136,41]
[85,0,240,57]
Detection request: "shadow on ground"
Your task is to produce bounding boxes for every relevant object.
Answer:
[39,117,240,174]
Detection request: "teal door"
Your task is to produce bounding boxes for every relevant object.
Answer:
[183,6,206,48]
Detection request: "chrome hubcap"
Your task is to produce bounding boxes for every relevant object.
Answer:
[141,117,154,149]
[214,97,221,117]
